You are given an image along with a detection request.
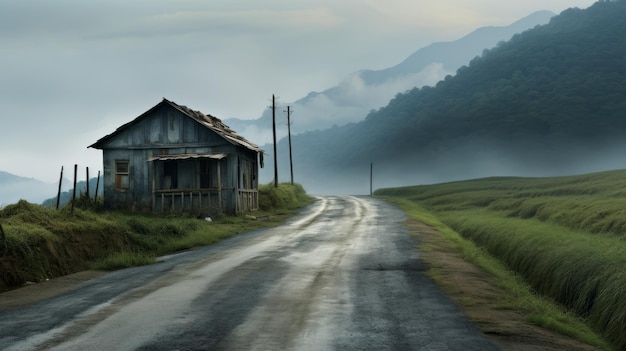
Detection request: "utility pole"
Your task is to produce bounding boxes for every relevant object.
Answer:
[285,106,294,185]
[370,163,373,196]
[272,94,278,187]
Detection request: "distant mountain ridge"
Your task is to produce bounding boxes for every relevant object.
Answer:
[359,10,555,84]
[261,1,626,195]
[225,10,555,145]
[0,171,67,206]
[0,171,36,185]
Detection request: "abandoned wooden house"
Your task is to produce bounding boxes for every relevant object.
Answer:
[89,98,263,214]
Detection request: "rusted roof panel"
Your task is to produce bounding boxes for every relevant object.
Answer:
[166,99,260,152]
[147,153,228,162]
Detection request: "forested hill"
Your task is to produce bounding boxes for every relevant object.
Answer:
[263,0,626,194]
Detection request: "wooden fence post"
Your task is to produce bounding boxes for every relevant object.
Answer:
[0,222,6,255]
[86,167,90,204]
[95,171,101,204]
[71,164,77,214]
[56,166,64,210]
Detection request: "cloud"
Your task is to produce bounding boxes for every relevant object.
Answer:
[288,63,452,130]
[239,124,288,147]
[90,7,342,42]
[343,63,450,105]
[362,1,486,30]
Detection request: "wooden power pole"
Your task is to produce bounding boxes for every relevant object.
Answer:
[286,106,294,185]
[370,163,373,196]
[272,94,278,187]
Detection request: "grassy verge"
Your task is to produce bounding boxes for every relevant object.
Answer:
[0,183,313,289]
[258,182,312,212]
[377,170,626,350]
[384,197,611,350]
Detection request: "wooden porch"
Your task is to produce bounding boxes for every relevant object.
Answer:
[152,188,258,214]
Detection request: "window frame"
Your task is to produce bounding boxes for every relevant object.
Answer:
[115,160,130,190]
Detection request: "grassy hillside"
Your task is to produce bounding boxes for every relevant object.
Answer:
[376,169,626,350]
[0,183,312,290]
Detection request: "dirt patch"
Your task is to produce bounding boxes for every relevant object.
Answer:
[406,219,600,351]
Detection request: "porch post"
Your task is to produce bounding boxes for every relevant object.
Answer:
[217,160,222,213]
[236,187,240,214]
[151,162,156,211]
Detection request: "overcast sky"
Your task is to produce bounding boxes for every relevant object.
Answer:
[0,0,597,183]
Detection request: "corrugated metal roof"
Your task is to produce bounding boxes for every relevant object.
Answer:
[147,153,228,161]
[89,98,260,152]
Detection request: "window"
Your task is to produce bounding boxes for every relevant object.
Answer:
[115,160,129,190]
[163,160,178,189]
[200,160,211,188]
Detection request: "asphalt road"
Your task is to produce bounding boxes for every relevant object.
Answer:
[0,196,500,351]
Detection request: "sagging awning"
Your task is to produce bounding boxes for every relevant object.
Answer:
[147,153,228,161]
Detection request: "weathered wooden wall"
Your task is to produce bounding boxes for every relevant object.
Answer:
[98,102,259,213]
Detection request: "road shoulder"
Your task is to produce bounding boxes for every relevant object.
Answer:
[0,270,105,311]
[405,219,600,351]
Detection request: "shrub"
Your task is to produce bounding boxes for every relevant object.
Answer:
[258,183,311,211]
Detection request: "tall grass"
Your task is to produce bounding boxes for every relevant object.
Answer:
[376,169,626,350]
[385,197,611,350]
[440,211,626,346]
[118,214,282,257]
[0,201,132,286]
[90,251,155,270]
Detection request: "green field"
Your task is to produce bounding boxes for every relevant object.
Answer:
[376,170,626,351]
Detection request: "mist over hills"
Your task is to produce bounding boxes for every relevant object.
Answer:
[225,11,555,145]
[0,171,69,206]
[262,0,626,195]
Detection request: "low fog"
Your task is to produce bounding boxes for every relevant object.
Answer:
[260,139,626,195]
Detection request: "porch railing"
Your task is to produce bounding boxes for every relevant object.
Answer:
[237,189,259,213]
[152,188,258,214]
